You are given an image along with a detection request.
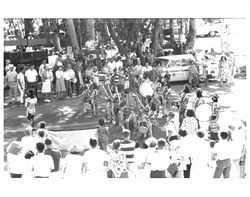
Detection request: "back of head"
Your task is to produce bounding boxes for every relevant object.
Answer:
[24,150,35,159]
[220,132,228,140]
[112,140,121,150]
[89,138,98,148]
[44,138,53,146]
[40,122,46,129]
[183,84,190,93]
[36,142,45,153]
[122,130,130,139]
[135,141,140,149]
[186,109,195,117]
[196,131,204,139]
[98,119,105,126]
[38,129,45,138]
[28,89,35,98]
[157,139,166,149]
[179,128,187,137]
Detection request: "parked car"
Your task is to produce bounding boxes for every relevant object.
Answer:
[156,54,219,82]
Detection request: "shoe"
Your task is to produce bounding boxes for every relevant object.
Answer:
[47,100,51,103]
[44,99,48,103]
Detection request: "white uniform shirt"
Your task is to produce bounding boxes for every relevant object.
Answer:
[7,153,25,174]
[64,69,75,81]
[31,153,54,177]
[17,72,25,89]
[25,69,38,83]
[213,140,233,160]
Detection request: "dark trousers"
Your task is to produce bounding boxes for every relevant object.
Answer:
[65,80,72,97]
[150,170,166,178]
[184,163,192,178]
[10,173,22,178]
[213,159,231,178]
[27,82,38,97]
[75,81,80,96]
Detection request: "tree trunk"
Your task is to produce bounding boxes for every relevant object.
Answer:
[65,19,79,50]
[152,19,163,56]
[184,19,196,52]
[54,33,61,52]
[169,19,178,52]
[86,19,95,40]
[106,19,125,55]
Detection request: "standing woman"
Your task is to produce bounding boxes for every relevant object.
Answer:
[179,84,190,125]
[41,65,53,103]
[55,65,66,100]
[25,89,37,127]
[91,82,99,117]
[218,55,229,87]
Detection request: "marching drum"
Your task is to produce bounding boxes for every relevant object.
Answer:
[139,81,154,97]
[195,103,211,122]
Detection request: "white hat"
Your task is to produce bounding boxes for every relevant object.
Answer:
[145,137,158,147]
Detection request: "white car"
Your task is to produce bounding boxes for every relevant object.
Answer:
[156,54,218,82]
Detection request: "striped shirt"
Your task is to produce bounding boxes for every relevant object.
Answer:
[120,140,136,163]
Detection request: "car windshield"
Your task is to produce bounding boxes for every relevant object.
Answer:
[168,60,181,68]
[181,59,190,67]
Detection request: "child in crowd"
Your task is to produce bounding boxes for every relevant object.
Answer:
[210,95,220,120]
[25,89,37,127]
[208,115,220,141]
[97,119,110,152]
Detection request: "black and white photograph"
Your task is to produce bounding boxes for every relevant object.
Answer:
[2,17,247,180]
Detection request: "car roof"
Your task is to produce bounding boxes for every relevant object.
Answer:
[157,54,193,61]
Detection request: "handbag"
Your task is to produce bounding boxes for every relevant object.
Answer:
[167,163,179,177]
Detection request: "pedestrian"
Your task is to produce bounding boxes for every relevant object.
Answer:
[202,56,209,87]
[188,60,199,89]
[62,144,84,178]
[55,65,66,100]
[39,60,47,79]
[218,55,229,87]
[64,63,75,98]
[97,119,110,152]
[164,111,178,140]
[44,138,62,173]
[181,109,198,136]
[41,65,53,103]
[25,65,38,98]
[213,132,233,178]
[31,142,54,178]
[208,115,220,141]
[120,129,136,177]
[210,94,220,120]
[108,140,129,178]
[5,64,18,104]
[147,138,171,178]
[90,82,99,117]
[179,84,190,124]
[82,138,109,178]
[6,141,24,178]
[25,89,37,127]
[17,66,26,105]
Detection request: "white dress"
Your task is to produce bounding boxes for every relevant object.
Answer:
[42,71,53,93]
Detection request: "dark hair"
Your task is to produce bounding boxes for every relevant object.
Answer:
[212,95,218,102]
[89,138,98,148]
[19,66,25,72]
[40,122,46,129]
[24,150,35,159]
[151,102,157,112]
[196,90,202,98]
[179,129,187,137]
[38,130,45,138]
[98,119,105,126]
[45,138,53,146]
[36,142,45,153]
[146,95,152,103]
[122,131,130,138]
[186,109,195,117]
[220,132,228,140]
[142,142,148,149]
[27,89,35,99]
[210,115,217,121]
[143,73,148,79]
[157,140,166,147]
[169,135,179,142]
[168,111,175,118]
[183,84,190,93]
[135,141,140,148]
[112,141,120,150]
[197,131,204,138]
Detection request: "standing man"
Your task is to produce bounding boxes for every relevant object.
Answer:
[120,129,136,177]
[213,132,233,178]
[5,59,16,74]
[44,138,62,173]
[25,65,38,97]
[17,66,26,105]
[5,64,18,104]
[39,60,48,79]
